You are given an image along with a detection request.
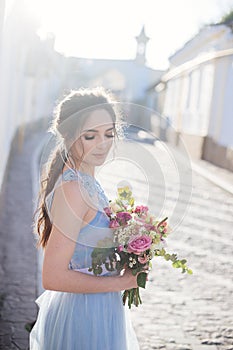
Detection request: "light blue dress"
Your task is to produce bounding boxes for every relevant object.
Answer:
[30,168,140,350]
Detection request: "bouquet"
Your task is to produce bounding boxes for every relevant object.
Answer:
[88,186,192,308]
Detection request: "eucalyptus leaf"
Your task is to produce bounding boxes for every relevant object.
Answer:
[137,272,147,288]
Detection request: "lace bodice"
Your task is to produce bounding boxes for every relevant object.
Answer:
[45,168,116,275]
[62,168,109,211]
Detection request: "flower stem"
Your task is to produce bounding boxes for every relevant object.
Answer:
[122,288,142,308]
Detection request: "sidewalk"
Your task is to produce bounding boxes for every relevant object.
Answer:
[0,130,44,350]
[128,127,233,195]
[191,158,233,195]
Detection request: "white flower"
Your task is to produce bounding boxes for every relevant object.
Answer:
[139,227,145,234]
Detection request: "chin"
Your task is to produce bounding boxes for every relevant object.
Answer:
[93,158,107,166]
[84,153,109,167]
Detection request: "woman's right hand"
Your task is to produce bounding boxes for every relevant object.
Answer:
[120,266,149,290]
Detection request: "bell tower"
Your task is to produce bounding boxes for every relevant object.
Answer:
[135,26,150,65]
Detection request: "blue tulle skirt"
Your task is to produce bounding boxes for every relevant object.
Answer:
[30,289,139,350]
[31,171,140,349]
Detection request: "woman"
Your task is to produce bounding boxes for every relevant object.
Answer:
[30,87,142,349]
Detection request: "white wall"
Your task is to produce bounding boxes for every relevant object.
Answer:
[0,1,64,190]
[208,56,233,147]
[220,59,233,148]
[161,24,233,148]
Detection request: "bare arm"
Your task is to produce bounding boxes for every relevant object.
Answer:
[42,180,138,293]
[42,226,136,293]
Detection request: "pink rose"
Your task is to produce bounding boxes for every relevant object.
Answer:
[117,245,124,252]
[138,254,148,264]
[109,219,120,228]
[144,223,156,231]
[127,235,152,255]
[116,212,132,225]
[134,205,148,216]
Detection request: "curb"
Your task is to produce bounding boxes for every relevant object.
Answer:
[191,160,233,196]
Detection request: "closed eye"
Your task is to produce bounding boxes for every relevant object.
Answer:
[82,127,115,141]
[105,133,114,138]
[83,133,114,140]
[84,135,95,140]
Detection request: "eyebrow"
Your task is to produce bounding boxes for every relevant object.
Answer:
[82,127,114,133]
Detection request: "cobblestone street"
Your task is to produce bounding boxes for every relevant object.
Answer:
[97,141,233,350]
[129,169,233,350]
[0,130,232,350]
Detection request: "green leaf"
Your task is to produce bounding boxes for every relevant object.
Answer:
[137,272,147,289]
[171,254,177,262]
[172,261,179,268]
[94,266,103,275]
[161,248,166,256]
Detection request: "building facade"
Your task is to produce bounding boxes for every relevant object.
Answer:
[149,22,233,171]
[61,26,164,129]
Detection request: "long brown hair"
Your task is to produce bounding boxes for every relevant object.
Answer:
[34,87,120,248]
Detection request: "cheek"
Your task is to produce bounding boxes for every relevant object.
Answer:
[107,138,114,148]
[75,137,113,157]
[80,139,96,156]
[73,138,86,157]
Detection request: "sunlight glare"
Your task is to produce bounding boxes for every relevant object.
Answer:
[8,0,233,69]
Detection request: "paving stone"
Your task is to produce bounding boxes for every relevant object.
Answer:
[191,346,218,350]
[201,338,224,345]
[119,143,233,349]
[0,131,41,349]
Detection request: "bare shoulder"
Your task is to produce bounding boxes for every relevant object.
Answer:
[50,173,89,241]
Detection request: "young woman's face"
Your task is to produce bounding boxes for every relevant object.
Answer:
[73,109,115,167]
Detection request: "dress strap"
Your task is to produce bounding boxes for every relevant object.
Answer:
[61,168,109,211]
[62,168,79,182]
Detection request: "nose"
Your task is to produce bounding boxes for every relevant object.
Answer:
[96,140,106,150]
[96,134,110,149]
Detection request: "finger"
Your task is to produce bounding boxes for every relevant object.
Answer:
[143,266,149,270]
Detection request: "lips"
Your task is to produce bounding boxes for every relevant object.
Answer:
[92,153,106,157]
